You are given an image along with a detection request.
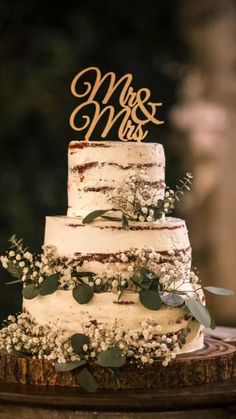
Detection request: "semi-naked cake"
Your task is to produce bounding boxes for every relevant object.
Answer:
[0,139,213,391]
[24,141,204,353]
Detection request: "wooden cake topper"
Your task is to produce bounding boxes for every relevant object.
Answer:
[69,67,164,141]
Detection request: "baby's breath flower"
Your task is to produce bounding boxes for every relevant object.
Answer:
[120,253,128,263]
[95,278,101,286]
[127,195,134,203]
[19,261,25,268]
[24,252,33,261]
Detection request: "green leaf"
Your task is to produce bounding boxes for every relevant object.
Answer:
[142,271,158,290]
[108,367,124,391]
[77,368,99,393]
[73,284,94,304]
[131,267,156,289]
[6,279,22,285]
[131,268,145,286]
[82,209,111,224]
[6,261,23,279]
[40,273,59,296]
[55,360,86,372]
[22,283,40,300]
[95,346,126,368]
[185,298,212,327]
[139,289,162,310]
[71,333,90,355]
[204,286,234,296]
[153,200,164,219]
[122,213,129,230]
[161,293,185,307]
[93,283,104,293]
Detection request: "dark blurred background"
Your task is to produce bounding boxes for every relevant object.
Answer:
[1,0,236,325]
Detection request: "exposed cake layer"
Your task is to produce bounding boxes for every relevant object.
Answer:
[23,290,204,354]
[67,141,165,217]
[44,216,192,276]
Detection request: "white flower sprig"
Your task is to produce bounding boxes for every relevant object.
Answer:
[109,170,193,221]
[163,173,193,215]
[1,235,195,296]
[109,170,162,222]
[82,170,193,228]
[0,312,190,367]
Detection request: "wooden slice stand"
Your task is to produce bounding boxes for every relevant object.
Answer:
[0,338,235,390]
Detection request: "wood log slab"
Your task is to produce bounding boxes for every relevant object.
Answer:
[0,338,235,390]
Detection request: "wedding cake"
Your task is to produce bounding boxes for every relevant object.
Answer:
[0,138,234,391]
[2,68,231,392]
[23,140,204,356]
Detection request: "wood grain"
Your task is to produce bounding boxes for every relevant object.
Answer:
[0,338,235,390]
[0,378,236,415]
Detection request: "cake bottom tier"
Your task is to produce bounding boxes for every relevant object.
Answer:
[23,290,204,355]
[0,338,235,389]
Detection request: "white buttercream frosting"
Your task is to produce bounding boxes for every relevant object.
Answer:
[44,216,192,277]
[67,141,165,217]
[44,216,191,255]
[23,290,204,354]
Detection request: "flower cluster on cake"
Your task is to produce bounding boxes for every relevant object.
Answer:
[0,68,233,392]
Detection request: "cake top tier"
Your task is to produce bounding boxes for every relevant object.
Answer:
[67,141,165,218]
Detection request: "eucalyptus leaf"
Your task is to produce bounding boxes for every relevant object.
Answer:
[95,346,126,368]
[71,333,90,355]
[131,267,155,289]
[73,284,94,304]
[54,360,86,372]
[94,283,104,293]
[153,200,164,219]
[139,289,162,310]
[185,298,212,328]
[122,213,129,230]
[204,286,234,296]
[131,268,145,286]
[6,261,23,279]
[40,273,59,296]
[77,368,99,393]
[109,367,124,391]
[143,271,158,290]
[161,293,184,307]
[22,283,40,300]
[82,209,111,224]
[150,280,162,293]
